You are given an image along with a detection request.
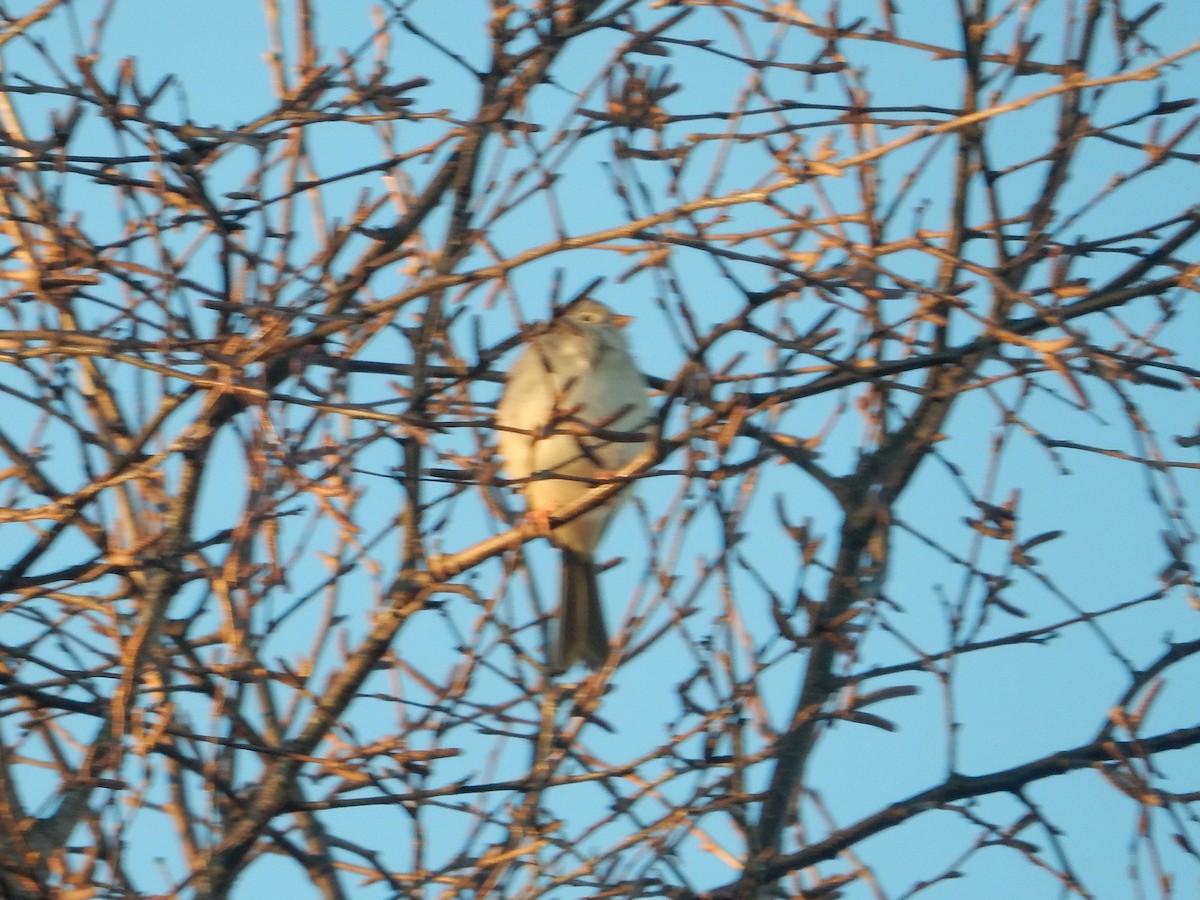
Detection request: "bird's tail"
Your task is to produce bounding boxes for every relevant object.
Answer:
[554,549,608,671]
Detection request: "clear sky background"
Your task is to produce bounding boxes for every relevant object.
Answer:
[2,0,1198,897]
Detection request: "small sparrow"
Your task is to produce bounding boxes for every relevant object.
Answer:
[496,298,652,671]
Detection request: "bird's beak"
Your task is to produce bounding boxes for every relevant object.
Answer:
[610,314,633,329]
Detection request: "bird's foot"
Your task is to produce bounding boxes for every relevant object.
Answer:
[523,507,556,539]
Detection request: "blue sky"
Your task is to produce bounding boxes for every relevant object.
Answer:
[1,1,1198,897]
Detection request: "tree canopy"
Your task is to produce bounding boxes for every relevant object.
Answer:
[0,1,1197,897]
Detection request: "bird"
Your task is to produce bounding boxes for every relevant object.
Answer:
[495,297,652,671]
